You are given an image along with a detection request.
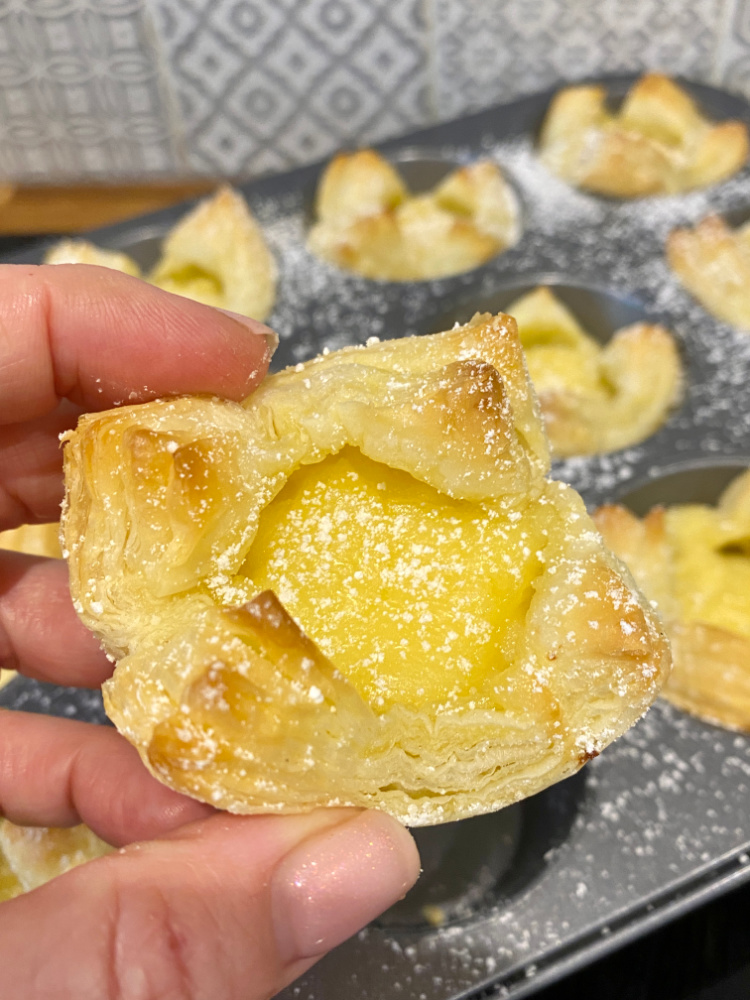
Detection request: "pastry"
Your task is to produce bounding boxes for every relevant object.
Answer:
[62,313,670,826]
[594,470,750,731]
[540,73,748,197]
[44,240,141,276]
[308,150,519,281]
[0,819,111,903]
[0,523,62,692]
[667,214,750,329]
[507,286,682,457]
[44,186,277,321]
[0,523,62,559]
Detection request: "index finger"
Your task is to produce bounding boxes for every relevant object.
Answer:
[0,263,275,425]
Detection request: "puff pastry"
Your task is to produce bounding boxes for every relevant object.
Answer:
[594,470,750,731]
[540,74,748,197]
[62,314,670,825]
[0,522,62,559]
[44,240,142,276]
[668,214,750,329]
[0,819,111,903]
[44,187,277,321]
[507,286,682,457]
[0,523,62,692]
[308,150,520,281]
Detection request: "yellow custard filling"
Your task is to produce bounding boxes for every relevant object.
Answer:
[669,507,750,640]
[0,852,22,902]
[241,448,548,711]
[152,264,224,308]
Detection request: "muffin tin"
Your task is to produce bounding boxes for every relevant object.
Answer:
[4,74,750,1000]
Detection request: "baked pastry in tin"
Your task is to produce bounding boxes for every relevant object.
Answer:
[595,470,750,732]
[540,74,748,197]
[507,286,682,457]
[44,187,277,321]
[308,150,519,281]
[62,314,670,825]
[668,214,750,330]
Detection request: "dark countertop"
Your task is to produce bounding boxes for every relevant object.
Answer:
[526,880,750,1000]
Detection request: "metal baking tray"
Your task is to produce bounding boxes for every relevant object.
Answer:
[4,73,750,1000]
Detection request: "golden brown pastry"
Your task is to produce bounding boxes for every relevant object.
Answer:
[668,214,750,329]
[507,286,682,457]
[308,150,519,281]
[0,515,109,900]
[62,314,670,825]
[150,186,277,320]
[0,522,62,559]
[0,819,111,903]
[44,240,142,276]
[540,74,748,197]
[594,470,750,731]
[44,187,277,321]
[0,523,62,693]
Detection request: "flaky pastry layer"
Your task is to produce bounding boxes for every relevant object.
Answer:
[308,150,520,281]
[595,470,750,732]
[0,522,62,559]
[63,314,669,825]
[540,74,748,197]
[506,287,682,456]
[668,214,750,330]
[0,820,111,902]
[44,187,277,321]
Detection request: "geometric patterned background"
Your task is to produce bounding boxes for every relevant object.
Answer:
[149,0,432,175]
[431,0,725,119]
[0,0,183,180]
[4,0,750,181]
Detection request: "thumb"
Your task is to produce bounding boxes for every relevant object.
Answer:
[0,809,420,1000]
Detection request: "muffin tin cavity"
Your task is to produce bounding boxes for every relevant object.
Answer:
[610,459,750,514]
[387,151,462,193]
[301,151,465,227]
[377,774,584,931]
[435,278,650,344]
[304,147,522,284]
[115,230,165,272]
[435,279,685,459]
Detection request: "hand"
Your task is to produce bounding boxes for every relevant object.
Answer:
[0,264,420,999]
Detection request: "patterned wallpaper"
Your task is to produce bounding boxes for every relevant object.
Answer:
[150,0,432,175]
[0,0,183,180]
[3,0,750,181]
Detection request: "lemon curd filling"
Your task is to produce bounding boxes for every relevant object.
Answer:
[0,852,21,902]
[241,447,549,712]
[669,508,750,641]
[153,264,224,308]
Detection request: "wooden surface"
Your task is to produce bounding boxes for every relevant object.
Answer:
[0,182,215,234]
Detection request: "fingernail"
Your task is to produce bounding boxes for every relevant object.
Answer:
[271,811,420,963]
[216,307,279,358]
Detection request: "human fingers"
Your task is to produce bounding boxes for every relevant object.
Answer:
[0,810,420,1000]
[0,711,213,845]
[0,401,81,526]
[0,553,109,687]
[0,263,275,428]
